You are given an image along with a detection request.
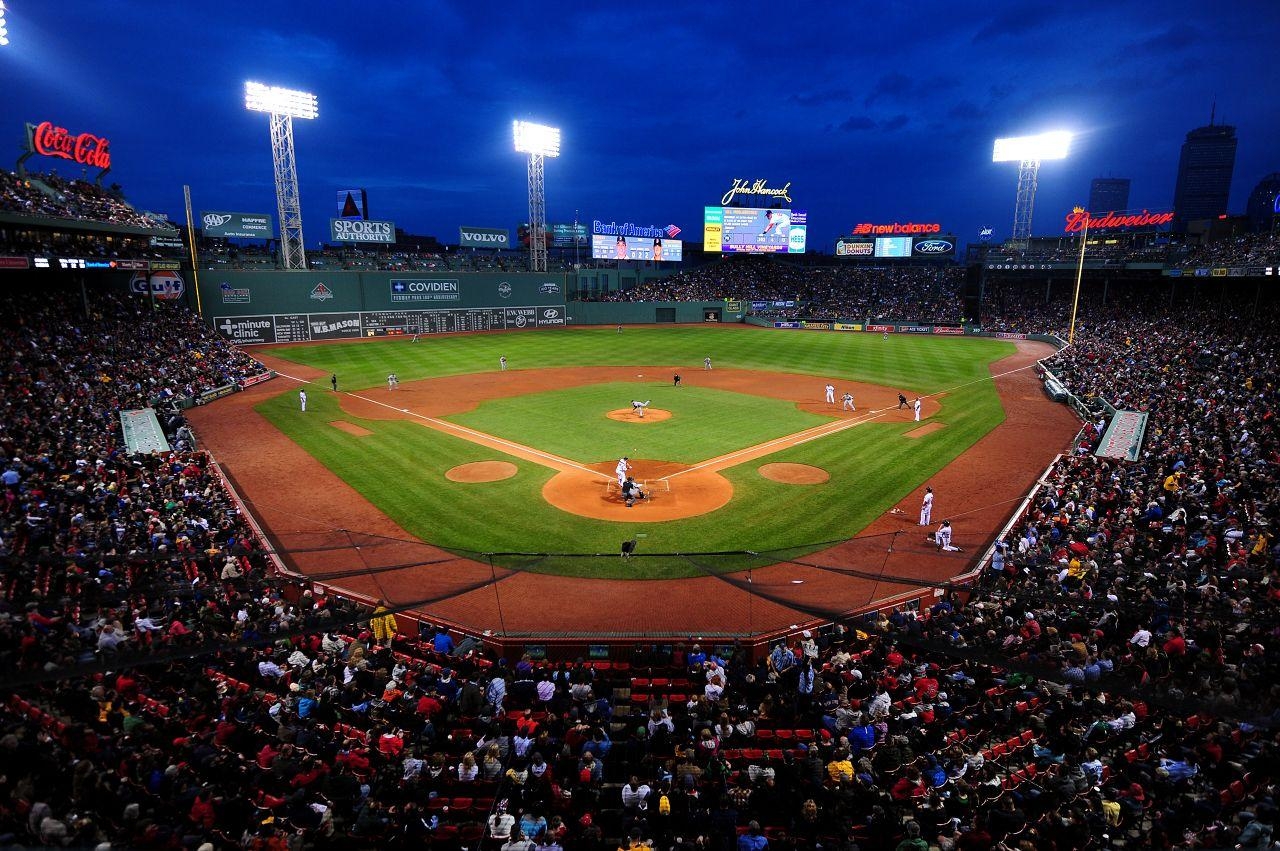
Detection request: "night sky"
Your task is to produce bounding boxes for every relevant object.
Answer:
[4,1,1279,251]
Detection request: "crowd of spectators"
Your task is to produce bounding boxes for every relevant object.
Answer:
[1,170,174,232]
[601,258,966,325]
[2,280,1279,850]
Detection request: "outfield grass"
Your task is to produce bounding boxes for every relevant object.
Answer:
[256,326,1015,579]
[447,383,831,465]
[262,325,1011,395]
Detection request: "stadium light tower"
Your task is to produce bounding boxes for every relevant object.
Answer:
[513,120,560,272]
[0,2,10,47]
[993,130,1072,246]
[245,82,318,270]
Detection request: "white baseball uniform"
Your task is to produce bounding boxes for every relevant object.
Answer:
[631,400,650,418]
[842,393,855,411]
[825,384,835,404]
[936,522,958,551]
[913,398,922,422]
[299,390,307,412]
[500,356,507,371]
[616,458,630,487]
[920,490,933,526]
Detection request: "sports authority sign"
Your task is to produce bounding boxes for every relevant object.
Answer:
[24,121,111,170]
[329,218,395,243]
[459,226,510,248]
[202,211,273,240]
[1063,208,1174,233]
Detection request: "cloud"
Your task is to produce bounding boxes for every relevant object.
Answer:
[880,114,910,132]
[972,8,1066,42]
[790,88,854,107]
[838,116,876,132]
[1138,23,1199,52]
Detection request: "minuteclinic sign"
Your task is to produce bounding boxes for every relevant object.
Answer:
[329,218,395,244]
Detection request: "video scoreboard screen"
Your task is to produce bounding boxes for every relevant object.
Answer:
[704,207,807,254]
[591,235,683,262]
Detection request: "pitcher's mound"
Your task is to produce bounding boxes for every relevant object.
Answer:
[759,463,830,485]
[606,408,672,423]
[446,461,518,483]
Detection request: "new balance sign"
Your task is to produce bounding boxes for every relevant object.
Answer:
[459,226,510,248]
[330,218,395,243]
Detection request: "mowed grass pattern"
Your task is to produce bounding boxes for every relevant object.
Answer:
[256,327,1016,578]
[447,383,831,465]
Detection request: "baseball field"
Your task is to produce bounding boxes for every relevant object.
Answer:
[237,325,1021,579]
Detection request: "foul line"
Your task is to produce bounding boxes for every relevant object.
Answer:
[271,369,612,481]
[661,357,1047,481]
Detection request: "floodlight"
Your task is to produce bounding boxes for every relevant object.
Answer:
[0,1,9,47]
[513,120,561,157]
[244,82,318,120]
[992,131,1072,163]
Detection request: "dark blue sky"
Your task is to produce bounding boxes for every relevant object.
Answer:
[4,1,1279,251]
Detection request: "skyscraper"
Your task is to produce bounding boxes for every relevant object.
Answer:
[1245,173,1280,232]
[1172,123,1237,230]
[1088,178,1130,214]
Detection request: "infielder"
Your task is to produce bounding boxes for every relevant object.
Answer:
[842,392,856,411]
[825,384,835,404]
[299,390,307,412]
[500,356,508,371]
[615,456,631,488]
[387,373,396,391]
[919,486,934,526]
[913,397,922,422]
[704,357,712,370]
[631,399,651,418]
[935,520,959,551]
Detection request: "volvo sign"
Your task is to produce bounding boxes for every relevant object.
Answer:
[459,226,511,248]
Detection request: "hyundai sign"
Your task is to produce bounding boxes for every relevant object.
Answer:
[329,218,395,244]
[459,226,511,248]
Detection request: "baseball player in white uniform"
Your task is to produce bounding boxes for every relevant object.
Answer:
[704,357,712,370]
[631,400,651,418]
[500,356,507,371]
[842,392,856,411]
[615,457,631,488]
[913,397,922,422]
[825,384,835,404]
[299,390,307,412]
[935,520,959,551]
[919,487,934,526]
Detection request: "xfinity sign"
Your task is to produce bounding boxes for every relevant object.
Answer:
[329,218,395,244]
[459,226,510,248]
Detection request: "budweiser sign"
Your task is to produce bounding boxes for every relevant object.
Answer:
[1064,208,1174,233]
[28,121,112,169]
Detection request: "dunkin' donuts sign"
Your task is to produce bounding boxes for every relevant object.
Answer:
[25,121,112,169]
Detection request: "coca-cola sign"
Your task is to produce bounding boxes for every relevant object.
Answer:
[27,121,112,169]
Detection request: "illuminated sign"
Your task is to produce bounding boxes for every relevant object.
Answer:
[1063,209,1174,233]
[591,220,681,240]
[836,239,874,257]
[722,179,792,206]
[853,222,942,236]
[459,227,510,247]
[330,218,395,243]
[202,211,273,239]
[875,237,912,258]
[912,238,955,255]
[591,235,683,262]
[25,121,112,169]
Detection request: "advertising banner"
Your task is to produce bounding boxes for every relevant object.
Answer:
[801,321,832,330]
[0,256,29,269]
[773,321,801,329]
[307,312,363,340]
[459,226,511,248]
[912,237,956,256]
[336,189,368,220]
[551,222,589,247]
[833,322,863,331]
[239,372,276,388]
[867,324,894,333]
[330,218,395,244]
[836,239,874,257]
[932,326,964,335]
[202,211,274,240]
[899,325,933,334]
[390,279,460,303]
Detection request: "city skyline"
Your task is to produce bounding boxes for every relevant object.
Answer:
[2,1,1279,249]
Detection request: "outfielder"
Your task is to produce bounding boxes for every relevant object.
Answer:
[842,392,855,411]
[631,399,651,418]
[825,384,835,405]
[919,486,934,526]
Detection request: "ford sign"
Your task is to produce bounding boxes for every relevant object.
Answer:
[913,239,954,255]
